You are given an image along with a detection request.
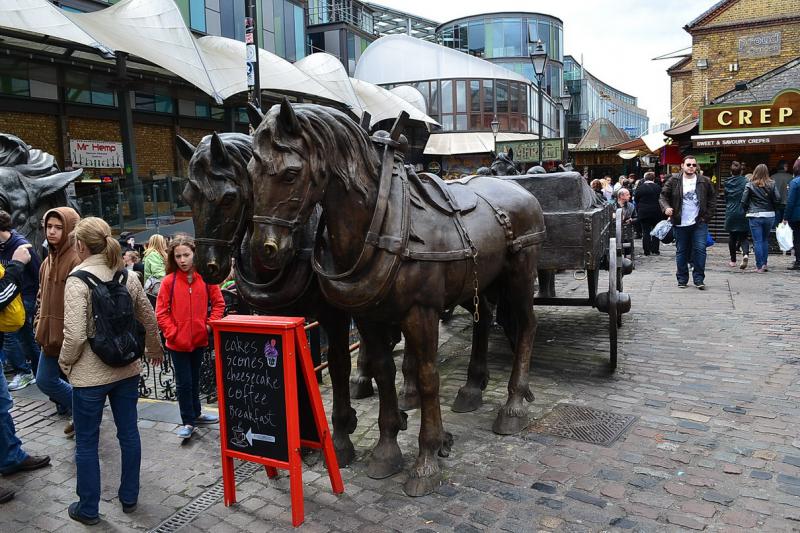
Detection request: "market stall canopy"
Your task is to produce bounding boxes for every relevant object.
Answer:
[573,118,630,151]
[664,119,698,137]
[294,53,364,115]
[350,78,439,127]
[195,37,344,104]
[354,34,530,86]
[611,132,668,159]
[390,86,427,114]
[424,132,537,156]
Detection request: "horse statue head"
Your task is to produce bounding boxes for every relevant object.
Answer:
[490,150,520,176]
[248,99,379,272]
[177,132,253,284]
[0,133,81,251]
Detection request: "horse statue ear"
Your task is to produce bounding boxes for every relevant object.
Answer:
[175,135,196,162]
[210,132,230,166]
[508,148,514,160]
[278,97,299,134]
[490,150,497,159]
[247,103,265,128]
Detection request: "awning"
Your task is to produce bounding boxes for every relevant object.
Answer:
[294,53,364,114]
[664,119,699,137]
[691,129,800,148]
[350,78,439,127]
[424,132,538,156]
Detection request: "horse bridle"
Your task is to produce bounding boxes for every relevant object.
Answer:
[193,184,250,252]
[249,154,315,238]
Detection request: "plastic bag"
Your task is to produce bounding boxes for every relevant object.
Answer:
[706,233,715,247]
[777,222,794,252]
[651,219,673,243]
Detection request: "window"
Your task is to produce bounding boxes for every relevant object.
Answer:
[441,80,453,114]
[467,22,485,57]
[0,58,29,97]
[189,0,206,32]
[470,80,481,112]
[496,80,508,113]
[455,81,466,113]
[65,71,115,106]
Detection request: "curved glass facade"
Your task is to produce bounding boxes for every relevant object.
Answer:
[436,13,564,98]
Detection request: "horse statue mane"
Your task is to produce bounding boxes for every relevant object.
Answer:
[490,151,520,176]
[0,133,81,251]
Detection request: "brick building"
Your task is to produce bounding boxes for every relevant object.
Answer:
[668,0,800,127]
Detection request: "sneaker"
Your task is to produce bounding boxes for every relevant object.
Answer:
[176,425,195,439]
[195,413,219,425]
[763,265,769,272]
[728,261,737,267]
[7,373,35,391]
[788,263,800,270]
[121,501,137,514]
[678,283,688,289]
[740,256,748,269]
[68,502,100,526]
[1,455,50,476]
[64,421,75,438]
[0,487,15,504]
[755,267,765,273]
[696,284,706,290]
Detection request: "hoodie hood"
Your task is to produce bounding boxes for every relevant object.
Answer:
[42,206,80,257]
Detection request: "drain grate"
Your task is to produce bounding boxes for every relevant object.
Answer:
[148,462,263,533]
[529,404,636,446]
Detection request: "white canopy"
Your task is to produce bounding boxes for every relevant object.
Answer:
[294,53,364,115]
[195,37,345,104]
[350,79,438,127]
[424,132,538,156]
[354,34,530,86]
[390,86,427,114]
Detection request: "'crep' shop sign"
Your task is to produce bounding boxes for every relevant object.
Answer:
[700,89,800,134]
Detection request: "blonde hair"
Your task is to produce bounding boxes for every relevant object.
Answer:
[146,234,168,260]
[166,234,196,274]
[74,217,123,271]
[750,163,772,188]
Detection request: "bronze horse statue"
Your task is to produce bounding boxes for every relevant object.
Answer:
[247,100,546,496]
[176,131,393,467]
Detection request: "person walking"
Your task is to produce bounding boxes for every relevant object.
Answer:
[724,161,751,269]
[783,158,800,270]
[742,163,781,273]
[59,218,163,525]
[634,172,663,256]
[35,207,81,434]
[142,234,167,301]
[0,244,51,503]
[155,235,224,440]
[0,210,41,390]
[660,155,716,289]
[772,160,793,228]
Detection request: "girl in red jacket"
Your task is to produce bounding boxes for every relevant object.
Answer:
[156,235,225,439]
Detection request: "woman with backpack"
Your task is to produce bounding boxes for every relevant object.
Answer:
[59,217,163,525]
[155,235,224,439]
[742,163,782,272]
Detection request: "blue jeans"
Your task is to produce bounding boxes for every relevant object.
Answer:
[73,375,141,518]
[674,222,708,285]
[0,371,28,473]
[36,352,73,415]
[748,216,774,269]
[2,297,38,375]
[170,348,204,426]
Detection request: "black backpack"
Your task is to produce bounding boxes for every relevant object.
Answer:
[70,269,146,367]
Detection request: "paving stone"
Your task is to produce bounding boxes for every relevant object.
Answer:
[682,501,717,518]
[702,490,735,506]
[721,510,759,528]
[596,469,623,481]
[600,483,625,499]
[753,450,778,461]
[531,482,557,494]
[723,406,747,414]
[627,475,660,490]
[750,470,773,480]
[723,464,743,474]
[671,411,711,423]
[536,497,563,510]
[664,481,696,498]
[783,455,800,467]
[666,513,707,530]
[678,420,710,431]
[608,517,636,529]
[565,490,607,508]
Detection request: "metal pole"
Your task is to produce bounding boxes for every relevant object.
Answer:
[538,78,544,166]
[115,52,141,221]
[562,107,568,164]
[246,0,261,109]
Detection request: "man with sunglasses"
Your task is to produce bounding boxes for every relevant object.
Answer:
[660,155,716,289]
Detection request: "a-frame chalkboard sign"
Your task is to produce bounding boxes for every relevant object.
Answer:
[209,315,344,527]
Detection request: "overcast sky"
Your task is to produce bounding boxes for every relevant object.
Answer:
[370,0,719,130]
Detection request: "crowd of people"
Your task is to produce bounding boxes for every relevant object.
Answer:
[0,210,223,525]
[590,155,800,287]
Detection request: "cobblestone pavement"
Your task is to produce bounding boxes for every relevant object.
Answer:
[3,243,800,532]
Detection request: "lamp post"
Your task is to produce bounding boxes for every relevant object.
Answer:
[529,40,548,166]
[490,115,500,154]
[559,90,572,165]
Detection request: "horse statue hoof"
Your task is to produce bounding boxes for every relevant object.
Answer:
[492,408,530,435]
[366,443,404,479]
[452,385,483,413]
[349,377,374,399]
[398,390,420,411]
[403,471,442,497]
[438,432,454,458]
[334,440,356,467]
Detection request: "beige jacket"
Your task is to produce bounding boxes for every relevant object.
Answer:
[59,254,164,388]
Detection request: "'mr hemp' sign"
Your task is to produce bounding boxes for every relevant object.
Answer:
[495,138,563,162]
[69,139,124,168]
[699,89,800,134]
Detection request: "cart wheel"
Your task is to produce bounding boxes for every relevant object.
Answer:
[608,238,619,371]
[615,208,623,251]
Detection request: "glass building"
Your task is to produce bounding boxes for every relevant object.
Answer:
[436,13,564,99]
[307,0,377,75]
[564,55,649,144]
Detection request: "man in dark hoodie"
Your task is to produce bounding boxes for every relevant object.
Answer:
[0,210,41,391]
[34,207,81,435]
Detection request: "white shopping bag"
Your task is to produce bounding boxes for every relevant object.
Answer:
[777,222,794,252]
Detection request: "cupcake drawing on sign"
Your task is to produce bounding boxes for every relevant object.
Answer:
[264,339,278,368]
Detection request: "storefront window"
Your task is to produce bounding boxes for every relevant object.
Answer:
[441,80,453,114]
[470,80,481,112]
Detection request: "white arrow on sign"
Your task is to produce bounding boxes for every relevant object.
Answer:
[245,427,276,446]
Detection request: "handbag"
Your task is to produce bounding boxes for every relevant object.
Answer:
[651,219,674,243]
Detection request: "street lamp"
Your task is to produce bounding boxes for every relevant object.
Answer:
[559,90,573,165]
[529,40,548,166]
[490,115,500,154]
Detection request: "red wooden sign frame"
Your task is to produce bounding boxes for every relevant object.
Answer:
[209,315,344,527]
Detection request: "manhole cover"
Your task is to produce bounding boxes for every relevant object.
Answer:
[530,404,636,446]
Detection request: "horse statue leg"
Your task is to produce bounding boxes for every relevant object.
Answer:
[493,251,538,435]
[359,320,407,480]
[402,305,453,497]
[318,307,358,467]
[398,348,420,411]
[537,269,556,298]
[349,342,375,399]
[452,295,492,412]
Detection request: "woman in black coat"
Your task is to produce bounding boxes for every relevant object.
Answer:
[634,171,663,255]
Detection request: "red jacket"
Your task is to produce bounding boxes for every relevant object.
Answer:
[156,270,225,353]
